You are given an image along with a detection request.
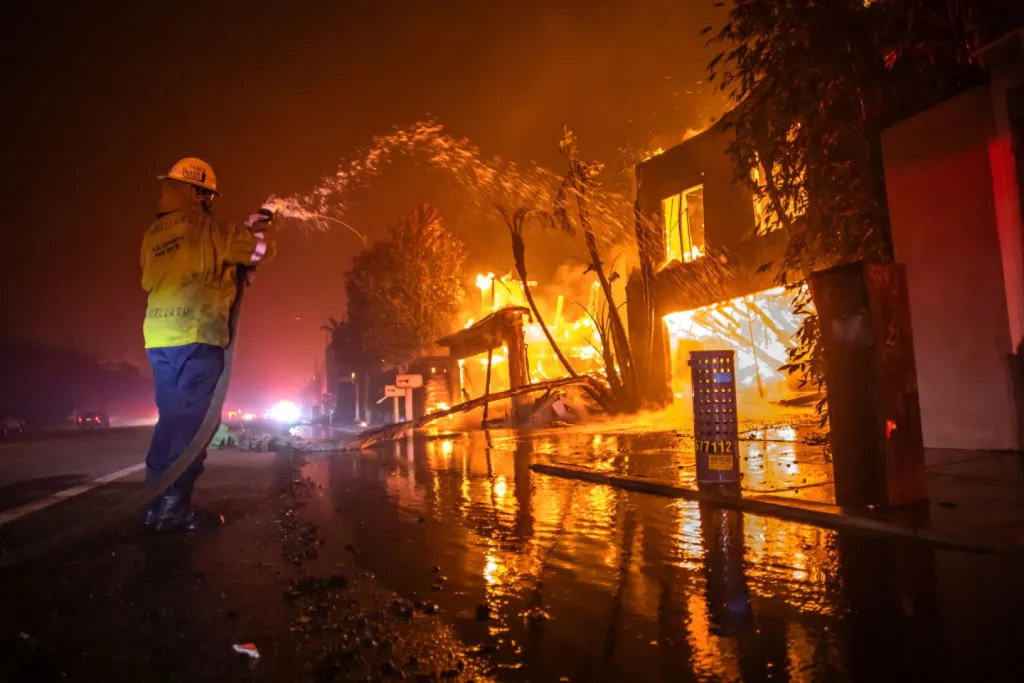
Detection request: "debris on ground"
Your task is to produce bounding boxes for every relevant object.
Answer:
[526,383,601,427]
[284,574,348,601]
[232,642,260,659]
[352,375,613,448]
[210,423,238,449]
[214,424,343,453]
[390,599,414,620]
[523,606,551,622]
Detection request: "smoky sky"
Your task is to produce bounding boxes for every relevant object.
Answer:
[1,0,723,404]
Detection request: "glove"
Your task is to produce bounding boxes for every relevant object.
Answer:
[242,207,275,286]
[244,207,274,229]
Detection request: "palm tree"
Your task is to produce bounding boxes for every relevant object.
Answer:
[495,205,578,380]
[557,126,639,409]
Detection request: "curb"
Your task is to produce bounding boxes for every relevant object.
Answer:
[530,463,1018,555]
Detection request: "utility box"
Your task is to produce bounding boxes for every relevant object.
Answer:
[809,261,927,507]
[689,350,741,485]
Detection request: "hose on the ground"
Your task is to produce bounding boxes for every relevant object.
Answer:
[0,269,249,570]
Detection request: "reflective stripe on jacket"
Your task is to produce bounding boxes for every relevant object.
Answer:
[141,179,275,349]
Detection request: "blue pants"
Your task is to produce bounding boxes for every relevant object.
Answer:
[145,343,224,494]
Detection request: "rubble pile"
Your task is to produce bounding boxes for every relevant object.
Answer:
[525,383,603,427]
[211,425,343,453]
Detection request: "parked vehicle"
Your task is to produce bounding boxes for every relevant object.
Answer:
[77,411,111,429]
[1,415,26,436]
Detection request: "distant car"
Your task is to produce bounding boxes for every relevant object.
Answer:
[0,415,26,436]
[77,411,111,429]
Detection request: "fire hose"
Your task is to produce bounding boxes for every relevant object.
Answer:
[0,211,271,570]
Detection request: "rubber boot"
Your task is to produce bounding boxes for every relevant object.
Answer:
[154,486,215,532]
[143,498,162,528]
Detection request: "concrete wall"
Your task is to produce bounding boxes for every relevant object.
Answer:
[987,59,1024,353]
[984,34,1024,448]
[882,87,1021,450]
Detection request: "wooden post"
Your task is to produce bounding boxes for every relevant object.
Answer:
[506,317,528,425]
[393,396,400,424]
[448,358,462,406]
[363,373,370,425]
[482,347,493,426]
[353,375,361,423]
[745,303,766,398]
[405,387,414,423]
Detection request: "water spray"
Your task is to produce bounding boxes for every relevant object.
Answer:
[256,119,643,256]
[262,196,368,244]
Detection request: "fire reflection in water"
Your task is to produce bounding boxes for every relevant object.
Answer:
[320,431,971,681]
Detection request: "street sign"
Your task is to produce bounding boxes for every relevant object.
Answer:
[384,385,406,398]
[396,374,423,389]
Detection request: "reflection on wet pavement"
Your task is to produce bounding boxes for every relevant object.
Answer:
[306,430,1024,681]
[521,424,835,503]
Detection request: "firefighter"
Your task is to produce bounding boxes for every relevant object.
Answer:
[141,157,274,531]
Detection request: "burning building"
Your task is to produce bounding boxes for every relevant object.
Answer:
[431,273,610,423]
[627,119,810,414]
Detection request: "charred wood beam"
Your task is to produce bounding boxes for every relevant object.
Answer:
[351,375,614,449]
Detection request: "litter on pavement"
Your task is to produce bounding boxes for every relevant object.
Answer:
[232,642,260,659]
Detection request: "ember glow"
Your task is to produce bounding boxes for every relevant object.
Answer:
[642,146,665,161]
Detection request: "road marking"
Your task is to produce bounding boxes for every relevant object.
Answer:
[94,463,147,484]
[0,463,145,527]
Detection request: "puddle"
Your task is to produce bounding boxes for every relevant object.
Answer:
[302,430,1024,681]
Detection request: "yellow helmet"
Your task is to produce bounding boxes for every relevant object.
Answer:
[158,157,221,195]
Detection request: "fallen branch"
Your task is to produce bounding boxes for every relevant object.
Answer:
[351,375,612,449]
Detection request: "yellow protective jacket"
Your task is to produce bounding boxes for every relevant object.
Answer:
[141,180,275,349]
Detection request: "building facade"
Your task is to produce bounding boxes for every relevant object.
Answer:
[629,28,1024,450]
[880,28,1024,450]
[627,119,794,411]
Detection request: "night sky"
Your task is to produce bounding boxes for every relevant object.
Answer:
[1,0,722,406]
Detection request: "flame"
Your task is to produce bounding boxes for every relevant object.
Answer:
[663,286,813,401]
[642,146,665,161]
[452,272,612,400]
[476,272,495,291]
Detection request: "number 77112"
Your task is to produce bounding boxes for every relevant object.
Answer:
[696,440,733,454]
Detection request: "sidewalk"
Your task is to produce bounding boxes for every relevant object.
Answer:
[530,427,1024,554]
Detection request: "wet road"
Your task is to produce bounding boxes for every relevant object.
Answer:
[2,427,1024,681]
[0,427,151,517]
[312,430,1024,681]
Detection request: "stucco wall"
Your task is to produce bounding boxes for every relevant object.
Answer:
[882,87,1021,450]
